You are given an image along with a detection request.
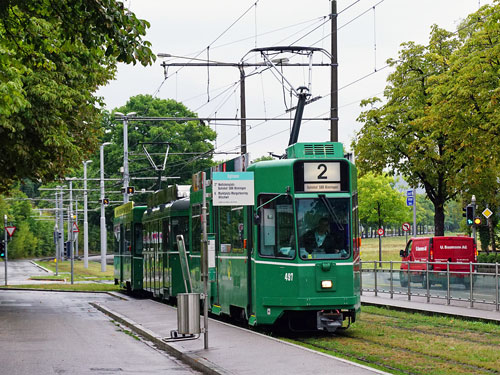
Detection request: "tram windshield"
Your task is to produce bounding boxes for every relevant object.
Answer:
[296,197,350,260]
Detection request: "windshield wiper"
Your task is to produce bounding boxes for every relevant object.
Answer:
[318,194,344,231]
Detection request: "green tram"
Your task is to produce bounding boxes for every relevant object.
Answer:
[142,186,190,299]
[189,142,361,332]
[113,142,360,332]
[113,202,147,292]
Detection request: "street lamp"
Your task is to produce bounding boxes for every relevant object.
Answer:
[83,160,92,269]
[100,142,112,272]
[114,112,137,203]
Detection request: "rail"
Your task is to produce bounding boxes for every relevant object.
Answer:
[360,261,500,311]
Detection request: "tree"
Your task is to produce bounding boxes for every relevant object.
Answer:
[358,173,409,231]
[353,3,500,237]
[0,1,155,192]
[95,95,217,199]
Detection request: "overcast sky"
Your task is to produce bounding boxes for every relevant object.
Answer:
[98,0,491,161]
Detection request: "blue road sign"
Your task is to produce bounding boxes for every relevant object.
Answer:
[406,190,413,197]
[406,197,414,206]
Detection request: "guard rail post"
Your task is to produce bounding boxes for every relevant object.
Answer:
[496,262,499,312]
[469,262,474,308]
[374,261,378,297]
[446,262,450,305]
[390,261,393,299]
[407,260,411,301]
[360,261,363,295]
[426,260,430,303]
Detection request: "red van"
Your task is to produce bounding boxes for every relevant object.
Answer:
[399,236,477,288]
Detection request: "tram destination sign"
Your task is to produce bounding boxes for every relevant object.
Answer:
[212,172,255,206]
[294,161,349,193]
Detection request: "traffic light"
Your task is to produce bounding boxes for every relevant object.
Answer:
[0,240,5,258]
[126,186,135,195]
[466,205,474,226]
[474,217,482,225]
[102,198,110,206]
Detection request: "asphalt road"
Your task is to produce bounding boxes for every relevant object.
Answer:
[0,290,201,375]
[0,260,52,285]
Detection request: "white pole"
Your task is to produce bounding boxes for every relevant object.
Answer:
[412,188,417,236]
[4,214,7,286]
[123,116,129,203]
[54,192,59,276]
[100,143,111,272]
[202,172,209,349]
[115,112,135,204]
[69,180,74,284]
[58,187,64,263]
[83,160,92,268]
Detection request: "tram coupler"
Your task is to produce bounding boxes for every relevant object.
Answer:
[317,310,343,332]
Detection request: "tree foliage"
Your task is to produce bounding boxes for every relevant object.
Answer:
[358,173,409,228]
[0,0,155,192]
[94,94,217,198]
[1,189,54,259]
[352,2,500,236]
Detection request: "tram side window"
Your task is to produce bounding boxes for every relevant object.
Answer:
[113,225,121,254]
[219,206,244,253]
[258,194,294,259]
[172,217,189,251]
[125,224,132,254]
[192,205,201,253]
[135,224,143,254]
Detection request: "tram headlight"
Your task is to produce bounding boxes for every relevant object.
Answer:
[321,280,333,289]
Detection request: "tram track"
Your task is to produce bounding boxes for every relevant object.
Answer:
[293,329,499,375]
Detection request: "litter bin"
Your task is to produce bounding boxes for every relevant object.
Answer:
[177,293,201,334]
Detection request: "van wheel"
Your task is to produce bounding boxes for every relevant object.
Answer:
[399,272,408,287]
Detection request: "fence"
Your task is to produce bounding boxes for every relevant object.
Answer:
[361,261,500,311]
[361,225,434,238]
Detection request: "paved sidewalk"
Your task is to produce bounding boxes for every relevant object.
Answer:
[92,296,389,375]
[361,292,500,322]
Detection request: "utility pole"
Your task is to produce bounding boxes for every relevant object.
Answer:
[239,66,247,155]
[115,112,136,204]
[4,214,8,286]
[58,186,65,264]
[100,142,112,272]
[83,160,92,268]
[331,0,339,142]
[68,179,74,284]
[54,192,59,276]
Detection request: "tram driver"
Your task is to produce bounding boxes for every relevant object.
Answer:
[300,217,346,258]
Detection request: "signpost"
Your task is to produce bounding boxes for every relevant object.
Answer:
[377,228,384,267]
[407,189,417,235]
[402,222,411,244]
[5,226,16,237]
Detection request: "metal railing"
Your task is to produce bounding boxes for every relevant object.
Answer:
[360,261,500,311]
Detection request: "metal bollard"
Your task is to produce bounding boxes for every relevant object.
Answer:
[426,260,430,303]
[446,262,450,305]
[469,262,474,308]
[407,260,411,301]
[374,261,378,296]
[496,263,499,312]
[390,261,393,299]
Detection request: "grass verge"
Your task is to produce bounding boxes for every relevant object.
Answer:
[35,260,114,281]
[0,283,120,292]
[286,305,500,375]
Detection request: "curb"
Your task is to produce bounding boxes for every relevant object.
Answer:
[90,302,232,375]
[30,261,52,273]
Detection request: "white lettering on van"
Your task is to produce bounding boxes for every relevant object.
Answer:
[415,246,427,251]
[439,245,469,250]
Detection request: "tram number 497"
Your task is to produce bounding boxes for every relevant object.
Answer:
[284,272,294,282]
